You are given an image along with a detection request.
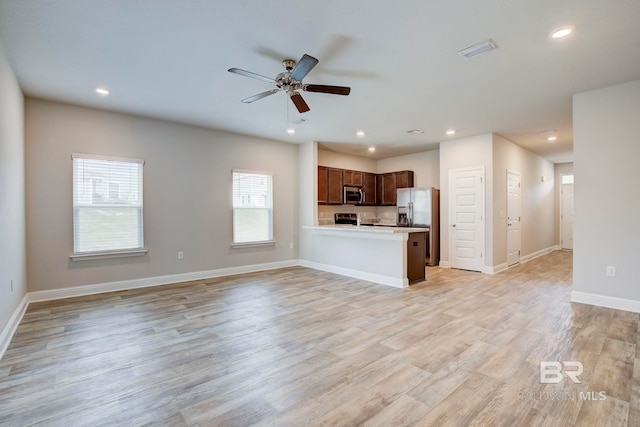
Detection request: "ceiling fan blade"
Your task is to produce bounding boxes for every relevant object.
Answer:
[228,68,276,84]
[290,54,319,81]
[303,84,351,96]
[241,89,279,103]
[290,92,310,113]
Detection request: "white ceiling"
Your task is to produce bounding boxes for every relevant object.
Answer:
[1,1,639,163]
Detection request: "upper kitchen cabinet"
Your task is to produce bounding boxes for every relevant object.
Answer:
[318,166,328,204]
[343,169,364,187]
[395,170,414,189]
[319,165,413,206]
[377,171,414,205]
[377,173,395,206]
[318,166,343,205]
[362,172,377,205]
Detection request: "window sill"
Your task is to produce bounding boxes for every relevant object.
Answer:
[230,240,276,248]
[70,249,148,261]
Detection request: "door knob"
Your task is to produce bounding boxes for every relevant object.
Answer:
[452,224,456,228]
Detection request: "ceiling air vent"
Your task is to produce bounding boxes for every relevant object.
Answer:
[406,129,424,135]
[458,39,498,59]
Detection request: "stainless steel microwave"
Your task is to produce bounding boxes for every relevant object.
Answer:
[343,186,364,204]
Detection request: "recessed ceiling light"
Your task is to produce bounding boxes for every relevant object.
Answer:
[446,129,456,136]
[547,135,557,141]
[286,128,295,135]
[368,147,376,152]
[356,131,365,137]
[95,87,110,96]
[550,25,574,39]
[406,129,424,135]
[458,39,498,59]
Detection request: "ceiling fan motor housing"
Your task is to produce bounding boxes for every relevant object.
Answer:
[282,59,297,71]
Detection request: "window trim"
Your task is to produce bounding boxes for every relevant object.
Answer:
[70,153,146,260]
[70,249,148,262]
[231,168,275,247]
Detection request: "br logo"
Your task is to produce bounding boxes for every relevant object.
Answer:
[540,361,583,384]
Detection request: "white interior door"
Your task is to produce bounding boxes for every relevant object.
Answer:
[449,167,484,272]
[561,178,574,250]
[507,170,521,266]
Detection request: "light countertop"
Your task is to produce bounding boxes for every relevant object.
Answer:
[305,225,429,234]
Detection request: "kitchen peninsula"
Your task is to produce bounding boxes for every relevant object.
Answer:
[302,225,428,288]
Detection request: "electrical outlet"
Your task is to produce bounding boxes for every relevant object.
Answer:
[606,266,616,277]
[178,251,184,260]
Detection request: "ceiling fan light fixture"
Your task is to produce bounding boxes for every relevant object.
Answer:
[286,128,295,135]
[95,87,110,96]
[458,39,498,59]
[356,130,365,137]
[446,129,456,136]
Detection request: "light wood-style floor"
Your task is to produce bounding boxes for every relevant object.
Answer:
[0,251,637,426]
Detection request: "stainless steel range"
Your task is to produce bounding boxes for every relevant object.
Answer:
[334,213,358,225]
[335,213,374,226]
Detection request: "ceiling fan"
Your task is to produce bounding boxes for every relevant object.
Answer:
[228,54,351,113]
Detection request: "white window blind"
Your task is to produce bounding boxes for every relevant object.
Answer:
[232,170,273,245]
[72,154,144,254]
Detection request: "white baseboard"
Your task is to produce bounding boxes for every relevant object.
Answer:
[299,260,408,288]
[485,263,508,274]
[521,245,560,263]
[28,259,300,303]
[0,294,29,361]
[439,261,450,268]
[571,291,640,314]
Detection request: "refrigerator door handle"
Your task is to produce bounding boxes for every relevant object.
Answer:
[408,201,413,226]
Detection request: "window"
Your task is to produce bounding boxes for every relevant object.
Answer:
[72,154,144,256]
[232,170,273,245]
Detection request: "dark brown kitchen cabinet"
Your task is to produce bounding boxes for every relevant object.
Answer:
[319,165,414,206]
[318,166,328,204]
[377,171,414,205]
[343,170,363,187]
[327,167,343,205]
[318,166,343,205]
[407,232,427,284]
[361,172,377,205]
[395,170,414,189]
[377,173,396,206]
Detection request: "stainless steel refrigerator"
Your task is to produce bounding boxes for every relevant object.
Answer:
[396,187,440,266]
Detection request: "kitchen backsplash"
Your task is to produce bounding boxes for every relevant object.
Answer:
[318,205,397,225]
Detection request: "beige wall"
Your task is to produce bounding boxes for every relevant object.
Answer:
[298,141,317,260]
[318,149,377,172]
[554,162,574,246]
[439,133,493,266]
[0,45,27,337]
[25,98,299,292]
[492,134,555,267]
[377,150,440,188]
[573,80,640,301]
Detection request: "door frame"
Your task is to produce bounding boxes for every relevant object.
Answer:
[559,173,574,250]
[448,166,486,272]
[506,169,521,266]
